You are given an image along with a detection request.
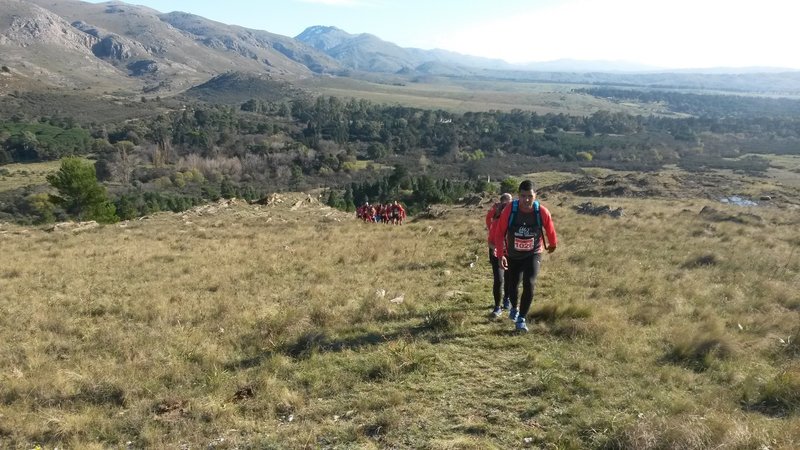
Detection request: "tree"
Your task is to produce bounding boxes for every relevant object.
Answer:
[111,141,138,184]
[0,147,11,164]
[367,142,388,160]
[500,176,519,195]
[343,186,355,212]
[47,157,117,223]
[6,131,40,161]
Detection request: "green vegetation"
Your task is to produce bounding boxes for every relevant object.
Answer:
[578,86,800,118]
[46,157,117,223]
[1,120,92,162]
[4,81,800,225]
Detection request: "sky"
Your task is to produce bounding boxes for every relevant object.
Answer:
[83,0,800,69]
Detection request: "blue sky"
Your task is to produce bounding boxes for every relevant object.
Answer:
[82,0,800,69]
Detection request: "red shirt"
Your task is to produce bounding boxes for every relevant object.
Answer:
[490,202,558,257]
[485,203,505,246]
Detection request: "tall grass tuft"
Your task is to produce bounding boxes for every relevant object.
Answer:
[664,321,735,372]
[420,310,467,333]
[284,330,330,358]
[743,367,800,416]
[531,303,592,322]
[681,253,719,268]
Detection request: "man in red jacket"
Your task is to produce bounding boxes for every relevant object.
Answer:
[486,193,513,317]
[490,180,558,332]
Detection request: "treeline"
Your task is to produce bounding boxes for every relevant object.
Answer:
[0,119,92,163]
[325,165,489,214]
[576,87,800,119]
[3,89,800,224]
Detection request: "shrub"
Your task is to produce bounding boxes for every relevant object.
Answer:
[47,157,117,223]
[25,192,55,224]
[499,176,519,195]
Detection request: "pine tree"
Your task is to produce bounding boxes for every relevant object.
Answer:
[47,157,117,223]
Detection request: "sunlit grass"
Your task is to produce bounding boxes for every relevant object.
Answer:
[1,190,798,448]
[0,160,63,192]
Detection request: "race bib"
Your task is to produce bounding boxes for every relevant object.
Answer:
[514,237,534,252]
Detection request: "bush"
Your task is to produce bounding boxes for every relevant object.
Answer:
[47,157,117,223]
[24,193,55,224]
[500,176,519,195]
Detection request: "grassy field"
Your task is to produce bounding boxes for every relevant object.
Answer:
[760,154,800,189]
[297,77,674,116]
[1,184,799,448]
[0,160,63,193]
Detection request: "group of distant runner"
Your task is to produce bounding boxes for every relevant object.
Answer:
[356,201,407,225]
[485,180,558,332]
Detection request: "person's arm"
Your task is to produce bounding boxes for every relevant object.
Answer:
[491,205,511,265]
[540,206,558,253]
[485,205,496,230]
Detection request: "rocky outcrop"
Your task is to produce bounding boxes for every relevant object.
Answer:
[70,20,101,37]
[127,59,158,76]
[92,35,133,59]
[1,10,97,52]
[574,202,624,218]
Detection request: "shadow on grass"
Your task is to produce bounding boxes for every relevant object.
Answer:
[226,308,471,370]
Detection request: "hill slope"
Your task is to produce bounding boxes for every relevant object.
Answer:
[0,0,338,94]
[1,191,798,448]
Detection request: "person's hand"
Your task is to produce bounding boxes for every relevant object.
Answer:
[547,246,556,254]
[500,256,508,270]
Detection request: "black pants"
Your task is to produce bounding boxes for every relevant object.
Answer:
[506,253,542,318]
[489,249,513,308]
[489,249,505,308]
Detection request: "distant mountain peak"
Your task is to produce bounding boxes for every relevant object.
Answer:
[298,25,347,36]
[295,25,513,74]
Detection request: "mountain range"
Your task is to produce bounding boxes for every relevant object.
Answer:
[1,0,800,97]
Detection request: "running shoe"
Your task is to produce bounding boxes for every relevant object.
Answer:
[508,308,518,321]
[515,317,528,332]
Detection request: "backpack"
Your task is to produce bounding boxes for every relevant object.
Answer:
[507,199,547,249]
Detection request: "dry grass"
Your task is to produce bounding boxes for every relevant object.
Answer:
[297,77,672,116]
[1,186,799,448]
[0,160,62,193]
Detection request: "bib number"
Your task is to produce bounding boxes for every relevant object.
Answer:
[514,237,534,252]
